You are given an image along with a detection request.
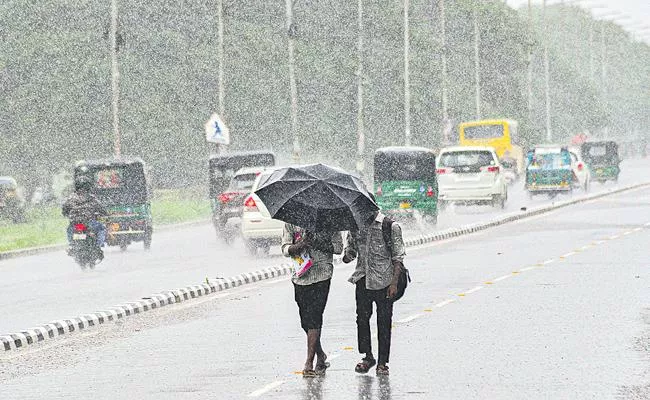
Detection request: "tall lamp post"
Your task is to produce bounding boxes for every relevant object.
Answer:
[110,0,121,157]
[403,0,411,146]
[285,0,300,162]
[356,0,365,174]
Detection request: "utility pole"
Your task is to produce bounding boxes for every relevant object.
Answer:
[526,0,533,125]
[356,0,365,174]
[217,0,224,119]
[403,0,411,146]
[600,22,608,137]
[473,6,481,120]
[589,20,594,80]
[543,0,552,142]
[110,0,121,157]
[285,0,300,162]
[440,0,449,143]
[215,0,225,155]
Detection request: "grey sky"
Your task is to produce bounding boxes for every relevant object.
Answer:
[507,0,650,43]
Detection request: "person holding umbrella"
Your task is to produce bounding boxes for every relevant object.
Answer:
[343,200,406,376]
[282,224,342,377]
[254,163,379,377]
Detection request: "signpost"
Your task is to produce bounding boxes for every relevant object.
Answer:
[205,113,230,146]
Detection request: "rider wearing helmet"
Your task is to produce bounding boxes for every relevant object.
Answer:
[62,176,108,254]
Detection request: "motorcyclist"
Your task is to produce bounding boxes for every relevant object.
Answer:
[62,176,108,258]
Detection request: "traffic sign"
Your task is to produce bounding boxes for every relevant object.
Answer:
[205,113,230,145]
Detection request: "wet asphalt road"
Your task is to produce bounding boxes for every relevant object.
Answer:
[0,159,649,335]
[1,171,649,399]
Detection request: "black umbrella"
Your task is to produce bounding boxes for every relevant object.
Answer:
[254,163,378,232]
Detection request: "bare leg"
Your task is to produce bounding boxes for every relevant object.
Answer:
[304,328,320,371]
[315,330,328,368]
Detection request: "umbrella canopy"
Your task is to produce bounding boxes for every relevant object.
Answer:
[254,163,378,232]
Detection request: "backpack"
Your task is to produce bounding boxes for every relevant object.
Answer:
[381,217,411,302]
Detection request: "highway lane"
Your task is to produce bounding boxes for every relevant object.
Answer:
[1,180,649,399]
[0,158,648,335]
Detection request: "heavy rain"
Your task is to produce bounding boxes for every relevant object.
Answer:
[1,0,649,398]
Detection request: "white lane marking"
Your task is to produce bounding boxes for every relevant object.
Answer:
[560,252,576,258]
[493,275,511,282]
[594,240,606,245]
[633,227,642,232]
[248,380,285,397]
[645,222,650,227]
[623,231,632,236]
[542,259,556,265]
[328,353,341,361]
[520,266,536,272]
[397,314,422,324]
[579,245,593,250]
[435,299,455,308]
[262,279,289,286]
[465,286,483,294]
[608,235,620,240]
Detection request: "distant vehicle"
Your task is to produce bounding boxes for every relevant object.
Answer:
[74,157,153,250]
[458,119,525,177]
[525,146,573,198]
[567,147,591,192]
[373,147,438,224]
[581,141,620,183]
[208,151,276,242]
[241,167,285,255]
[500,157,519,185]
[436,146,507,209]
[0,176,26,223]
[219,167,267,243]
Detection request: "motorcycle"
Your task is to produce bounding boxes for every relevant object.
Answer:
[68,222,104,269]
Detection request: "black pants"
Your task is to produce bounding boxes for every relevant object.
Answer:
[356,278,394,365]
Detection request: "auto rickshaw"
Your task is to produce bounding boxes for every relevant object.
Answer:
[208,151,276,240]
[373,147,438,224]
[525,146,573,198]
[581,141,620,183]
[0,176,26,223]
[74,157,152,250]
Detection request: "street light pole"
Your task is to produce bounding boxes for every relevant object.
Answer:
[440,0,449,143]
[403,0,411,146]
[356,0,365,174]
[543,0,552,142]
[285,0,300,162]
[526,0,533,124]
[473,6,481,120]
[110,0,121,157]
[217,0,224,119]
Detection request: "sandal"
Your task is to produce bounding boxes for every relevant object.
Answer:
[315,361,330,375]
[302,369,317,378]
[355,357,376,374]
[376,364,389,375]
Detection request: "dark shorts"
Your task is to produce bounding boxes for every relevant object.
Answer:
[294,279,331,332]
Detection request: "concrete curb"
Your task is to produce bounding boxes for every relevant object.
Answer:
[2,183,648,352]
[0,219,211,261]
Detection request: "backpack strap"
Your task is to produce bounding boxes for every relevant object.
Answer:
[381,216,394,256]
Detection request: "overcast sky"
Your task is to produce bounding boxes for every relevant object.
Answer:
[506,0,650,43]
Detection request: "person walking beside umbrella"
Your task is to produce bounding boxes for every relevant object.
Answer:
[282,224,342,377]
[343,206,406,376]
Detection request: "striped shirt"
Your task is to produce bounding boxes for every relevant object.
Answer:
[281,224,343,286]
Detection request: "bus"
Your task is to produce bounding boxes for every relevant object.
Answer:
[458,119,525,177]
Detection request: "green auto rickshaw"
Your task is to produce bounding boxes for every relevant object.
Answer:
[525,146,573,198]
[373,147,438,224]
[74,157,152,250]
[581,141,620,183]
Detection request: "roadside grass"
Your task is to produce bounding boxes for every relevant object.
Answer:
[0,189,211,253]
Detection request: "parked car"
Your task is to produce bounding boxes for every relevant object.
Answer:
[241,167,284,256]
[436,146,508,209]
[568,147,591,192]
[0,176,26,223]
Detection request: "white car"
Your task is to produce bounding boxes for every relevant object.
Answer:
[568,147,591,192]
[240,168,285,255]
[436,146,508,209]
